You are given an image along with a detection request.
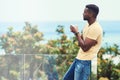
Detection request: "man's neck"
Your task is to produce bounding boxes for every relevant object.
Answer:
[88,18,96,26]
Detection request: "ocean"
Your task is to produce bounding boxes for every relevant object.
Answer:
[0,21,120,46]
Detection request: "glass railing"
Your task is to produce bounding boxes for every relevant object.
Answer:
[0,54,97,80]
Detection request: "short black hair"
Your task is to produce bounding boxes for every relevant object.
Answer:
[86,4,99,18]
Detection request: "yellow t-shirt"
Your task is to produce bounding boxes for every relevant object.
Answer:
[76,21,103,60]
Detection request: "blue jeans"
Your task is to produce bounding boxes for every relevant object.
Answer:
[63,58,91,80]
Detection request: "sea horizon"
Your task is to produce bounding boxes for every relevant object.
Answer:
[0,20,120,47]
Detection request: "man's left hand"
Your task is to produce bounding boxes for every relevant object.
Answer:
[70,25,78,33]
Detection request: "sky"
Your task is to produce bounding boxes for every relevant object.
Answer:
[0,0,120,22]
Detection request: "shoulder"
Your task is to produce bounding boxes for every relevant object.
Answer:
[91,21,103,32]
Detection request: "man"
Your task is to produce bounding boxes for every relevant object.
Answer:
[63,4,103,80]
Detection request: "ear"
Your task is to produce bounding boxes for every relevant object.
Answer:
[89,11,94,17]
[87,9,94,17]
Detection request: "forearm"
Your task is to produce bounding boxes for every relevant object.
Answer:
[74,32,88,52]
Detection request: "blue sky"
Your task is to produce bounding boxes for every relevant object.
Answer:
[0,0,120,22]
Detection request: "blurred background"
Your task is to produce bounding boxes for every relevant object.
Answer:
[0,0,120,80]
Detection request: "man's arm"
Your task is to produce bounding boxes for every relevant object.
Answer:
[70,25,97,52]
[75,33,97,52]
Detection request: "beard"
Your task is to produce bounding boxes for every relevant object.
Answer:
[83,17,88,20]
[83,16,89,21]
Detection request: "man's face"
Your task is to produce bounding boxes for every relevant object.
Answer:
[83,8,90,20]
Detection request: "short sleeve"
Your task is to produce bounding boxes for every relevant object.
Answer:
[86,26,101,40]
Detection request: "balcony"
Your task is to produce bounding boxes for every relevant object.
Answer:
[0,54,97,80]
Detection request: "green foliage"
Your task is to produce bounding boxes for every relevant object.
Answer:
[97,44,120,80]
[56,25,65,34]
[0,22,44,54]
[0,22,120,80]
[46,25,79,54]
